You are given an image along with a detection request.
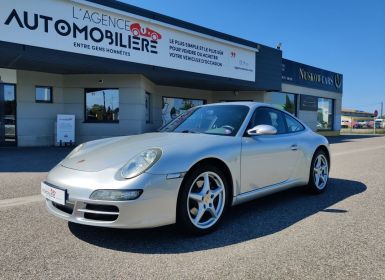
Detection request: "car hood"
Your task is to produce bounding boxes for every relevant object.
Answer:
[60,132,234,172]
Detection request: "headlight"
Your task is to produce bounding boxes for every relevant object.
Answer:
[120,148,162,179]
[90,189,143,201]
[66,144,84,158]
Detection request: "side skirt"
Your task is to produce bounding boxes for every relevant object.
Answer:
[232,178,306,206]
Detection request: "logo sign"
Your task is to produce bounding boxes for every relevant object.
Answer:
[374,110,378,118]
[0,0,256,82]
[282,59,343,93]
[334,74,342,89]
[299,68,340,89]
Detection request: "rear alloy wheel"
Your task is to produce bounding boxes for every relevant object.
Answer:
[308,150,329,194]
[177,165,229,234]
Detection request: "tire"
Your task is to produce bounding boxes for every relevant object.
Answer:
[307,150,330,194]
[177,164,229,235]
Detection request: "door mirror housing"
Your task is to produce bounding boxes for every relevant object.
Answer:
[247,125,277,136]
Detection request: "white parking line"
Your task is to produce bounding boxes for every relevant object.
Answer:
[0,195,43,209]
[333,145,385,157]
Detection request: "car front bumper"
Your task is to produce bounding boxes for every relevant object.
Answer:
[43,164,184,229]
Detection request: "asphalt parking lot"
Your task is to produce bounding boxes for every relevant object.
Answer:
[1,135,385,280]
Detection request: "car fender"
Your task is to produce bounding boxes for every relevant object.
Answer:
[146,136,242,197]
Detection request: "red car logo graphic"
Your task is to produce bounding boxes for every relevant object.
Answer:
[49,188,56,197]
[130,23,162,41]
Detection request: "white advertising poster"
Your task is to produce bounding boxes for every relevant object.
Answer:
[0,0,256,82]
[57,114,75,144]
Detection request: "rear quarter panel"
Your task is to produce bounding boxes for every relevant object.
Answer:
[294,130,330,184]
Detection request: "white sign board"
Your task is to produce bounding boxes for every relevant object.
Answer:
[57,114,75,144]
[0,0,256,82]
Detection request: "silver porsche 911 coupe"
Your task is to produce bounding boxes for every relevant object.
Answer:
[42,102,330,234]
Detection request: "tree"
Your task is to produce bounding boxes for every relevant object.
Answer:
[283,95,294,114]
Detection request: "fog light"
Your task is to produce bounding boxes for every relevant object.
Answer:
[90,190,142,201]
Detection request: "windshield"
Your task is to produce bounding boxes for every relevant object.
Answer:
[159,105,249,136]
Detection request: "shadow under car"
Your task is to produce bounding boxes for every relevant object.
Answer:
[68,177,366,254]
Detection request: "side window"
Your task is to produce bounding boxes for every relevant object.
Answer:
[249,107,286,134]
[285,114,305,133]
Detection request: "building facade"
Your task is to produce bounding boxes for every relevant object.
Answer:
[0,0,343,147]
[341,108,375,128]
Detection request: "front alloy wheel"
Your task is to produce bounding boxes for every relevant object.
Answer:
[177,165,229,234]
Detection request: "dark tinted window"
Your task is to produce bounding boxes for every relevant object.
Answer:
[85,89,119,122]
[270,92,297,115]
[285,114,305,132]
[249,107,286,134]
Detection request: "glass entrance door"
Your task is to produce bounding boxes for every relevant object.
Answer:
[0,84,17,146]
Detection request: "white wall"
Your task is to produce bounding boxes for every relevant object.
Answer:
[16,71,64,146]
[16,70,148,146]
[62,74,145,143]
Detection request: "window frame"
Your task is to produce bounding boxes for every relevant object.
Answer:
[0,83,18,146]
[84,88,120,123]
[317,97,334,131]
[35,86,53,103]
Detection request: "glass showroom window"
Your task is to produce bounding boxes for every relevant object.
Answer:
[317,98,334,130]
[162,97,205,126]
[35,86,53,103]
[270,92,297,115]
[85,89,119,122]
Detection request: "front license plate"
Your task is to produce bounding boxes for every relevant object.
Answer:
[41,182,66,205]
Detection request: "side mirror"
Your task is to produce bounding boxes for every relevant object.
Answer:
[247,125,277,136]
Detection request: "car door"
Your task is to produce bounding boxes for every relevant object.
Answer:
[240,107,301,193]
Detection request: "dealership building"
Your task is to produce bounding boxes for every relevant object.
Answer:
[0,0,343,147]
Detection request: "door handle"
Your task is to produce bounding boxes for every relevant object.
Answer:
[291,144,298,151]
